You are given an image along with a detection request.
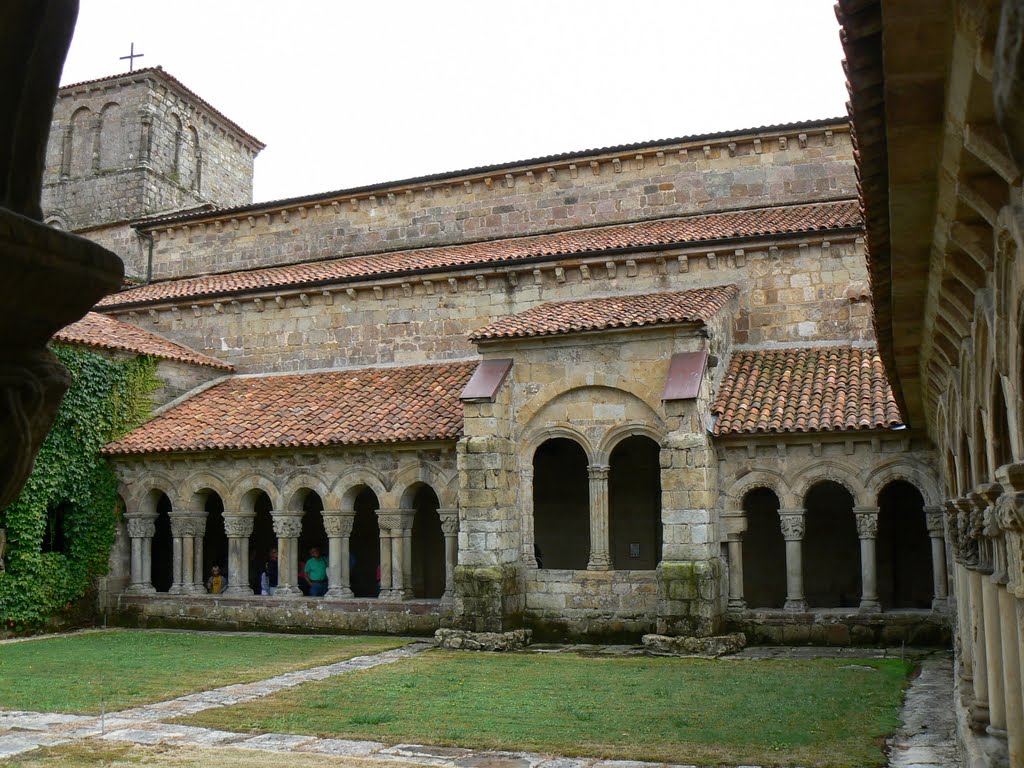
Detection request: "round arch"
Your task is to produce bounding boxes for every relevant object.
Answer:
[722,468,795,510]
[532,436,590,570]
[228,473,283,513]
[394,463,457,509]
[520,423,596,467]
[280,472,332,513]
[517,376,664,430]
[179,473,231,511]
[595,422,665,465]
[332,468,390,511]
[864,459,941,508]
[791,461,867,507]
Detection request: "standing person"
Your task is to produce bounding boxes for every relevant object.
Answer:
[206,564,227,594]
[305,546,328,597]
[262,547,278,595]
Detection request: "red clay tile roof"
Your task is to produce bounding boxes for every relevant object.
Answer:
[55,312,233,371]
[97,200,861,309]
[711,346,903,435]
[470,286,738,341]
[102,362,477,456]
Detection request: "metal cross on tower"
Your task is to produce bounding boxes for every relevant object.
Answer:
[119,43,144,71]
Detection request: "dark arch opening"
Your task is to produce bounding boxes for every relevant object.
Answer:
[803,480,859,608]
[248,492,275,593]
[151,493,173,593]
[41,501,71,554]
[993,380,1014,469]
[411,485,445,598]
[350,487,381,598]
[877,480,932,609]
[609,435,662,569]
[298,491,327,596]
[201,493,227,584]
[974,410,990,482]
[958,431,972,495]
[741,487,786,608]
[533,438,590,570]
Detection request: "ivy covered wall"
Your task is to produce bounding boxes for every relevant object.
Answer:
[0,344,158,627]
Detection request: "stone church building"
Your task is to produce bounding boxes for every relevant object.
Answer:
[44,66,949,647]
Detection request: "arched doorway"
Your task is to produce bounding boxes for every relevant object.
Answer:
[877,480,932,609]
[201,492,228,584]
[151,493,173,593]
[803,480,859,608]
[533,438,590,570]
[741,487,786,608]
[298,491,327,596]
[350,487,381,598]
[247,492,275,593]
[411,485,445,598]
[608,435,661,569]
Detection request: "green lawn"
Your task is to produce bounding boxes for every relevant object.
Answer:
[182,650,912,768]
[0,631,404,715]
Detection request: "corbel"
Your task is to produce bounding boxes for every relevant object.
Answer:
[191,305,201,318]
[776,443,786,458]
[733,249,745,267]
[405,190,414,202]
[797,133,808,149]
[579,264,591,281]
[533,268,543,285]
[322,290,333,305]
[746,442,757,459]
[634,154,644,170]
[214,221,223,232]
[555,267,566,283]
[313,204,322,214]
[605,261,616,279]
[281,209,289,223]
[727,142,737,157]
[655,257,667,275]
[422,279,434,295]
[871,437,881,454]
[569,163,578,178]
[463,181,472,194]
[346,288,357,300]
[402,283,413,297]
[231,301,241,314]
[625,260,638,277]
[656,151,666,166]
[253,298,264,312]
[484,177,493,190]
[948,221,993,270]
[475,275,486,290]
[350,198,359,211]
[678,254,689,273]
[299,293,310,307]
[166,227,176,239]
[778,136,788,150]
[811,441,822,457]
[769,245,780,259]
[171,307,181,321]
[679,148,688,161]
[845,440,854,455]
[263,213,271,226]
[547,167,557,181]
[424,186,434,198]
[386,192,396,205]
[799,242,809,257]
[504,173,514,188]
[753,138,762,154]
[369,195,378,207]
[706,252,717,269]
[821,241,830,255]
[590,160,600,175]
[373,286,384,300]
[275,295,285,309]
[506,271,518,288]
[965,123,1020,184]
[448,277,459,293]
[612,158,622,173]
[526,170,536,184]
[231,218,239,230]
[702,145,712,160]
[825,130,834,146]
[149,309,160,324]
[213,302,224,314]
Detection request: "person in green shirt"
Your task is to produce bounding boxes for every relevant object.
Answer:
[305,546,328,596]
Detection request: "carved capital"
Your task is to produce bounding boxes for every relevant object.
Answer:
[587,464,610,481]
[377,508,415,534]
[437,507,460,536]
[126,515,156,539]
[322,511,355,538]
[853,509,879,539]
[720,510,748,539]
[778,509,805,541]
[271,513,303,539]
[223,515,255,538]
[924,506,945,537]
[169,514,204,538]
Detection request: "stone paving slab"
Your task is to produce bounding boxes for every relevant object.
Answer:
[236,732,317,751]
[299,736,388,756]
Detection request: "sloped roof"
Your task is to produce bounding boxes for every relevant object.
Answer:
[98,200,860,309]
[711,346,903,435]
[103,361,476,456]
[470,286,738,342]
[55,312,233,371]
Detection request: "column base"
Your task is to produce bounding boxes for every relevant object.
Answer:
[727,597,747,611]
[168,584,188,595]
[985,725,1008,739]
[271,585,302,597]
[784,598,808,612]
[587,556,611,571]
[326,587,354,599]
[224,584,254,596]
[858,598,882,612]
[185,584,207,595]
[125,584,156,595]
[968,703,991,731]
[931,597,948,612]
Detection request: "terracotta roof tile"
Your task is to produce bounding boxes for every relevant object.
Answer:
[98,201,861,309]
[711,346,903,435]
[102,361,476,456]
[55,312,233,371]
[470,286,738,341]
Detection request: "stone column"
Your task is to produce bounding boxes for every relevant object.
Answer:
[995,463,1024,765]
[976,484,1008,738]
[925,506,948,610]
[587,464,611,570]
[378,517,393,599]
[947,500,974,685]
[437,508,460,603]
[125,515,156,594]
[957,493,991,729]
[323,511,355,599]
[271,513,303,597]
[191,514,206,593]
[854,506,881,612]
[168,516,186,594]
[222,515,254,596]
[379,510,415,600]
[721,511,747,611]
[779,509,807,612]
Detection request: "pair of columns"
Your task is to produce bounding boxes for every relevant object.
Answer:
[126,507,460,601]
[723,505,948,613]
[948,485,1024,763]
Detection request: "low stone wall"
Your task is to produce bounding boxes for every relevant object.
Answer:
[726,608,951,646]
[112,594,446,636]
[523,568,658,641]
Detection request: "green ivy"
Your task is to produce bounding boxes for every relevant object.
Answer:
[0,344,159,628]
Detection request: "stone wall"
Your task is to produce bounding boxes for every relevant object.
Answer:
[42,70,259,236]
[135,124,856,281]
[151,359,225,407]
[524,569,658,641]
[105,235,869,376]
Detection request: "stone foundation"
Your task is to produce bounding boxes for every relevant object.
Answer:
[726,608,951,646]
[642,632,747,657]
[435,628,532,651]
[112,594,445,635]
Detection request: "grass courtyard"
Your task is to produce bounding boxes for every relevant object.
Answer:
[0,631,914,768]
[0,630,403,714]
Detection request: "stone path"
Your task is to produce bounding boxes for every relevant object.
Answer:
[0,639,961,767]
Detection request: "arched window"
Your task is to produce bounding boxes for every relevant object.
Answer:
[151,492,174,593]
[247,492,275,593]
[201,492,227,582]
[803,481,859,608]
[533,438,589,570]
[741,488,786,608]
[876,481,931,609]
[411,484,445,598]
[69,107,93,178]
[608,436,661,569]
[298,491,327,596]
[350,487,381,598]
[97,102,126,170]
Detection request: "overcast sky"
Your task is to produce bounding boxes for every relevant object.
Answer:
[59,1,849,204]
